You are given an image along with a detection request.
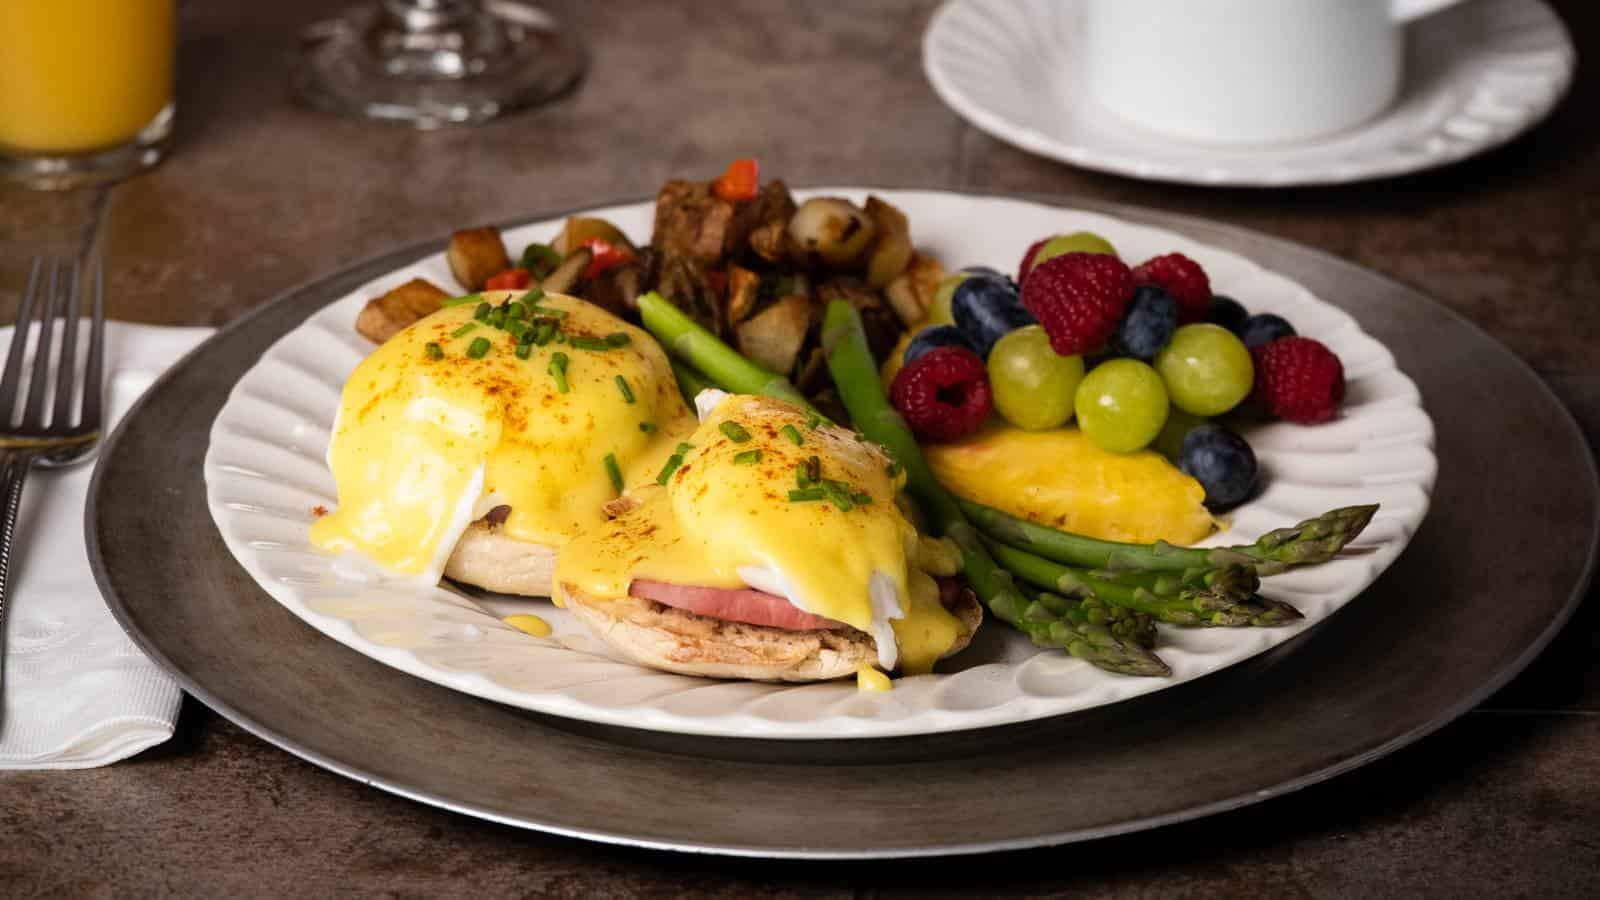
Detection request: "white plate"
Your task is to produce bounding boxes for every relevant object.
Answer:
[204,189,1436,739]
[923,0,1575,186]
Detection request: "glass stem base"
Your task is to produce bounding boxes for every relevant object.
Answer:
[0,103,173,191]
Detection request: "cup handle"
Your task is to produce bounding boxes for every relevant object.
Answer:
[1391,0,1470,22]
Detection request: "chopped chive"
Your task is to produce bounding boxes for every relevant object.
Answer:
[505,319,529,341]
[656,454,685,485]
[424,342,444,360]
[533,320,556,346]
[851,491,873,505]
[451,322,478,338]
[531,306,566,320]
[515,343,532,360]
[605,332,631,348]
[519,327,537,345]
[675,442,695,455]
[615,375,636,404]
[466,337,491,359]
[822,480,855,511]
[788,488,825,502]
[806,455,821,483]
[548,352,570,393]
[520,287,546,304]
[506,300,528,320]
[780,424,803,446]
[796,464,813,489]
[639,421,657,434]
[487,307,507,329]
[442,293,483,307]
[603,453,624,493]
[734,449,763,465]
[805,411,822,431]
[568,335,609,351]
[474,302,492,321]
[719,421,752,443]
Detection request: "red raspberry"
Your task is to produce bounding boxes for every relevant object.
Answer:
[1251,337,1345,424]
[1132,253,1211,323]
[889,346,992,442]
[1018,238,1049,281]
[1019,252,1133,356]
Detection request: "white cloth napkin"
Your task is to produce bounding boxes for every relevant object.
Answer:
[0,321,213,769]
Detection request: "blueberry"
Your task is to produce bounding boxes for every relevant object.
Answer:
[1178,424,1258,511]
[960,266,1018,291]
[1111,285,1178,361]
[904,324,977,366]
[1238,313,1296,349]
[951,275,1035,358]
[1206,295,1249,334]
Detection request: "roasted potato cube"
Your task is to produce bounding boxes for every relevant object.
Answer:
[735,293,811,376]
[447,226,511,292]
[725,266,762,324]
[788,198,877,270]
[552,217,638,257]
[863,195,913,289]
[354,278,450,344]
[884,252,946,327]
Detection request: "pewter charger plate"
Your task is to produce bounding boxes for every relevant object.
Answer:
[88,194,1595,858]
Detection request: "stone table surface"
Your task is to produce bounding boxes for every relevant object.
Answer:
[2,0,1598,897]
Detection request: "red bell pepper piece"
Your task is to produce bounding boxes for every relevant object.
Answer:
[712,158,760,202]
[485,268,532,290]
[580,238,634,279]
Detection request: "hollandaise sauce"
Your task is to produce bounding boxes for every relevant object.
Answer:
[557,394,963,673]
[311,292,695,579]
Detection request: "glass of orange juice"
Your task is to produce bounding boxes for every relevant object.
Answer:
[0,0,176,189]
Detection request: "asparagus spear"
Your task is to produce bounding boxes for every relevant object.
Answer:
[958,497,1378,576]
[669,358,716,408]
[984,536,1303,627]
[1017,588,1171,676]
[639,292,815,411]
[1030,588,1161,653]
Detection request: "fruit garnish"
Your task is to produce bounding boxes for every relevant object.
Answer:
[1074,358,1169,453]
[1178,423,1259,511]
[889,345,993,442]
[580,238,635,279]
[904,324,977,365]
[1206,295,1249,333]
[1251,336,1345,424]
[986,325,1083,431]
[1154,323,1254,417]
[1239,312,1297,348]
[1111,285,1178,362]
[1020,252,1133,357]
[1131,253,1211,324]
[1019,232,1118,282]
[951,272,1035,358]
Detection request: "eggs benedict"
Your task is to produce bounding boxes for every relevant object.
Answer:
[554,391,982,682]
[310,290,695,595]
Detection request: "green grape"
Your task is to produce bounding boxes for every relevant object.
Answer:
[1030,231,1118,274]
[928,273,968,325]
[1154,324,1255,416]
[1152,407,1206,461]
[1074,359,1170,453]
[987,325,1085,430]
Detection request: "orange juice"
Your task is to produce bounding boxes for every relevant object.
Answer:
[0,0,175,153]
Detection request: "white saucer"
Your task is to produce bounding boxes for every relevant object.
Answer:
[923,0,1575,186]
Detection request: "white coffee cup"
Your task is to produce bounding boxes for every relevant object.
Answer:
[1080,0,1471,145]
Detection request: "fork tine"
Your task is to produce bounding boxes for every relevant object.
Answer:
[0,258,44,427]
[21,258,63,430]
[79,256,106,430]
[52,258,83,430]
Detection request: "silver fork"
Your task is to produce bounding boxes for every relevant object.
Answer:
[0,255,106,633]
